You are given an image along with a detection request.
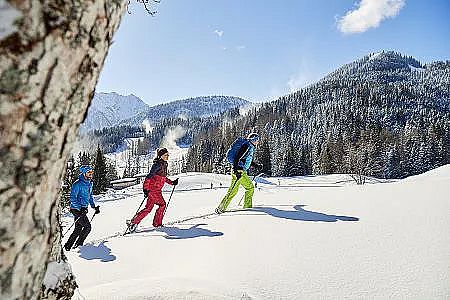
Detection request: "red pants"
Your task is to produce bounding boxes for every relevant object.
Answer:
[132,190,166,227]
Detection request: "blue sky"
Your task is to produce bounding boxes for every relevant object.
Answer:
[96,0,450,106]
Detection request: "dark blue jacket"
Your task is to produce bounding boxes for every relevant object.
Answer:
[70,174,95,210]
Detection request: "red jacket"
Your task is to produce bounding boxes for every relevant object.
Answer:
[143,159,173,191]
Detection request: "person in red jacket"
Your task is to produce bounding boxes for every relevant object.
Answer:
[127,148,179,232]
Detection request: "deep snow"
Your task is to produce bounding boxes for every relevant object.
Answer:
[63,167,450,299]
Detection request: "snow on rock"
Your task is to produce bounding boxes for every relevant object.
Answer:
[43,261,73,289]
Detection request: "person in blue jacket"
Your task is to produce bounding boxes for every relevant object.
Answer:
[216,133,261,214]
[64,165,100,251]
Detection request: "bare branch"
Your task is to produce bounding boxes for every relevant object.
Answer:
[127,0,160,16]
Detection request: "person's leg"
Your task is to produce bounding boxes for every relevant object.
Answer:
[240,172,254,209]
[64,209,83,250]
[132,195,155,224]
[74,213,91,247]
[217,173,241,212]
[152,191,166,227]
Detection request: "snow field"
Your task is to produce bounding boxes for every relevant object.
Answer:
[64,168,450,299]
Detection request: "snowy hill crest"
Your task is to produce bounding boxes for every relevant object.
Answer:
[119,95,250,127]
[80,94,250,132]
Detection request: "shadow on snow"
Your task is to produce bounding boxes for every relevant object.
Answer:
[250,205,359,222]
[78,241,116,262]
[155,223,224,240]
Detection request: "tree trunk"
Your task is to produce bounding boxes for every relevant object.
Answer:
[0,1,126,299]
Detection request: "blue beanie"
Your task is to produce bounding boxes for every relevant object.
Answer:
[79,165,92,174]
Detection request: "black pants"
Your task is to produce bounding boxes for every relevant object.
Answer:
[64,208,91,249]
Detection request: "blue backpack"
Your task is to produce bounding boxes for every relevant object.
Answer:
[226,137,248,165]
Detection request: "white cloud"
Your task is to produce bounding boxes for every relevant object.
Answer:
[287,59,317,93]
[236,45,246,51]
[214,29,224,37]
[287,74,314,93]
[337,0,405,34]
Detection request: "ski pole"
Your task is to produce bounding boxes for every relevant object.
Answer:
[124,195,147,234]
[132,196,146,220]
[62,215,81,238]
[89,212,97,223]
[163,184,176,217]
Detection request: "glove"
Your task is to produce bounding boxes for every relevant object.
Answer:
[172,178,179,186]
[143,189,149,197]
[80,207,88,215]
[233,169,242,180]
[94,206,100,215]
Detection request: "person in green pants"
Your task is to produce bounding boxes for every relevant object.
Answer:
[216,133,261,214]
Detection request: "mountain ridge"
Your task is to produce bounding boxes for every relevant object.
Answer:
[81,94,251,132]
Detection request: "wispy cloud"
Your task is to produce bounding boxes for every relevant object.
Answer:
[214,29,224,37]
[236,45,246,51]
[337,0,405,34]
[287,74,314,93]
[287,59,317,93]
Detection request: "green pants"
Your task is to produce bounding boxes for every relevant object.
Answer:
[218,170,254,211]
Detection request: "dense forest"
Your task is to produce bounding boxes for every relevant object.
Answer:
[186,52,450,179]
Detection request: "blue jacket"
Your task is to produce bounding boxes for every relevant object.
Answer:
[70,174,95,210]
[236,141,255,171]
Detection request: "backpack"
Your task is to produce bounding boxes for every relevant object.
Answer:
[226,137,248,165]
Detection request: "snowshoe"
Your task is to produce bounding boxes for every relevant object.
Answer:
[64,243,71,251]
[215,207,224,214]
[129,224,137,233]
[126,220,138,233]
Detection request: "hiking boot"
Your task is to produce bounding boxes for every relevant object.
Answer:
[128,223,138,233]
[215,207,224,214]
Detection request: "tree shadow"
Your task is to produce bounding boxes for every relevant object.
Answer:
[156,223,224,240]
[251,205,359,222]
[255,177,275,185]
[78,241,116,262]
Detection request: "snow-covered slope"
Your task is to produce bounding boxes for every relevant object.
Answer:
[80,92,149,133]
[63,165,450,299]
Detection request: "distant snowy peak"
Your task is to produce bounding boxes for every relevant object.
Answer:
[120,95,251,127]
[80,92,149,133]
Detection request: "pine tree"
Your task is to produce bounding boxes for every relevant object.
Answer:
[60,155,77,208]
[93,145,108,194]
[106,160,119,183]
[78,151,92,167]
[123,153,133,178]
[256,139,272,176]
